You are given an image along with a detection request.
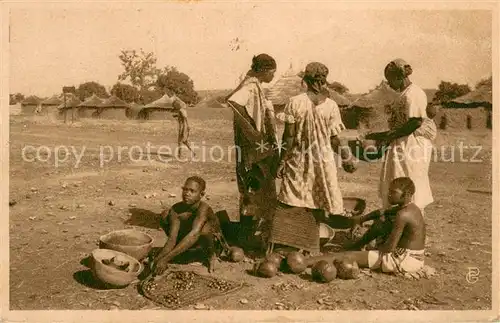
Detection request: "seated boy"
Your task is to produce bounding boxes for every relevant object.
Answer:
[152,176,225,275]
[334,177,426,274]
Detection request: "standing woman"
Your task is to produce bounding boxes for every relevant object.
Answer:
[276,62,357,221]
[366,59,434,214]
[226,54,280,248]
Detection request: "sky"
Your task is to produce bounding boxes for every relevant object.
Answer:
[8,3,493,97]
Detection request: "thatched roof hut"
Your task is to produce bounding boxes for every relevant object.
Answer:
[57,96,82,121]
[141,94,175,120]
[38,95,63,115]
[41,96,63,106]
[265,75,307,108]
[341,82,399,130]
[349,82,399,110]
[95,95,130,120]
[433,86,493,130]
[57,96,82,109]
[265,74,351,111]
[126,102,145,119]
[20,96,41,115]
[447,86,492,108]
[78,94,104,118]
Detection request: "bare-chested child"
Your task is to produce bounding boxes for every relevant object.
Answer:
[152,176,224,275]
[328,177,426,274]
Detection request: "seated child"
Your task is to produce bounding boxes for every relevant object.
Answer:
[152,176,225,275]
[334,177,426,274]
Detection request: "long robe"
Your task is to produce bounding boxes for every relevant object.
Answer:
[380,83,434,210]
[276,93,346,215]
[226,76,279,229]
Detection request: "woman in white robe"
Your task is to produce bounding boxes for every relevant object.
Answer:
[366,59,434,214]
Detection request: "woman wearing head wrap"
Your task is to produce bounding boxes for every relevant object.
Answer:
[365,59,434,214]
[225,54,280,249]
[276,62,357,220]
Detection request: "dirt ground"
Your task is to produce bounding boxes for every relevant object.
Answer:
[8,109,493,310]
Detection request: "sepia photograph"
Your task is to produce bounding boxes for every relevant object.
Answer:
[1,1,498,322]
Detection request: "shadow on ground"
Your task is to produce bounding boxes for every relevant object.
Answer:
[125,208,162,229]
[73,270,116,290]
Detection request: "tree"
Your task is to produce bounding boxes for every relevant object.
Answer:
[110,83,140,103]
[140,89,163,105]
[476,76,492,90]
[118,49,159,93]
[434,81,471,104]
[156,67,199,104]
[117,49,199,104]
[328,81,349,94]
[76,81,109,101]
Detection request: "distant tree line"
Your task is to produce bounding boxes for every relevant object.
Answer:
[10,49,199,106]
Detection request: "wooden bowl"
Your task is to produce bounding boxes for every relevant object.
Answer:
[99,229,154,260]
[91,248,143,288]
[324,197,367,229]
[343,197,367,216]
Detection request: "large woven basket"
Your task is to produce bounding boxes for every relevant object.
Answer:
[268,203,320,254]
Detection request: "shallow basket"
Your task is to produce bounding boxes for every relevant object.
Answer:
[268,203,321,254]
[268,197,367,253]
[99,229,154,261]
[91,248,143,288]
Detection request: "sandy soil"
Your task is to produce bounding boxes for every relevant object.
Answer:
[8,111,492,310]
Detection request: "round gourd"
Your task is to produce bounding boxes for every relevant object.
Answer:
[312,260,337,283]
[265,253,283,267]
[334,259,360,280]
[286,251,307,274]
[229,247,245,262]
[257,261,278,278]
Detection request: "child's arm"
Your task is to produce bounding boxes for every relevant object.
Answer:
[158,204,210,263]
[157,209,181,258]
[378,210,408,253]
[351,209,383,226]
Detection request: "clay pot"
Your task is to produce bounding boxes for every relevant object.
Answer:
[91,249,143,288]
[99,229,153,261]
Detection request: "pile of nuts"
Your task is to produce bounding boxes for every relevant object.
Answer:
[162,292,183,306]
[169,271,196,281]
[142,281,158,293]
[167,271,197,292]
[207,279,233,293]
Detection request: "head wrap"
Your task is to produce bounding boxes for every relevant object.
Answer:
[384,58,413,79]
[300,62,329,94]
[250,54,277,73]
